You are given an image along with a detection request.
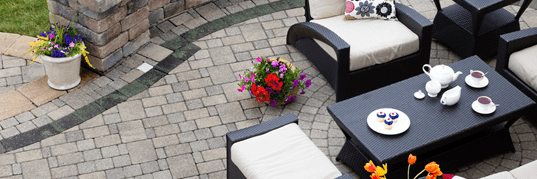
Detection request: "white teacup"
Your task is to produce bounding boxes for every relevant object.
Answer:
[470,70,485,84]
[476,96,494,110]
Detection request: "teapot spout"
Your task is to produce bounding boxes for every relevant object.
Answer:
[453,71,463,81]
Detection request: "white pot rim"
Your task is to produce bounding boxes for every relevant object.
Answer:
[40,53,82,63]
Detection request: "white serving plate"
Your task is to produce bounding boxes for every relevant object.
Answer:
[366,108,410,135]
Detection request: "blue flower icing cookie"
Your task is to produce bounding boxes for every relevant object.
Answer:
[377,111,386,122]
[389,112,399,123]
[384,118,393,130]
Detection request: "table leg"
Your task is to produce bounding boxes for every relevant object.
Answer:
[472,13,485,37]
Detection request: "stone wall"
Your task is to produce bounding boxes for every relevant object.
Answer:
[47,0,212,74]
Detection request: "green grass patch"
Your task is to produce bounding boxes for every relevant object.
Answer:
[0,0,50,36]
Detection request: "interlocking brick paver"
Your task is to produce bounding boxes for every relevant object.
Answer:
[118,120,147,143]
[21,159,51,179]
[168,154,198,178]
[161,102,188,114]
[118,100,146,121]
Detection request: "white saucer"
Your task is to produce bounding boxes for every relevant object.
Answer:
[366,108,410,135]
[472,100,496,114]
[465,75,489,88]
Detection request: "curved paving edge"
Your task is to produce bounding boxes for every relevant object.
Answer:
[0,0,304,154]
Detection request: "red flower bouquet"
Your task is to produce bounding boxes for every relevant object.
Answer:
[238,56,311,107]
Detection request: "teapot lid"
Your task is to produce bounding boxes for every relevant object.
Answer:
[432,64,453,74]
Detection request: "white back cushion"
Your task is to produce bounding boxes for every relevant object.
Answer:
[231,123,342,179]
[311,15,419,71]
[508,43,537,91]
[480,171,516,179]
[510,160,537,179]
[309,0,346,19]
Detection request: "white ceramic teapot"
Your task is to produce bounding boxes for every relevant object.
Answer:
[423,64,463,88]
[440,86,461,106]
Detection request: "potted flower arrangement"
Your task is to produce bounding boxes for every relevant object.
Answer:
[364,154,457,179]
[26,13,93,90]
[238,56,311,107]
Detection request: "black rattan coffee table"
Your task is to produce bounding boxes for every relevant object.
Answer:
[327,56,535,178]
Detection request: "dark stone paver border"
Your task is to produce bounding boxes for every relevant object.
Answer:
[0,0,305,154]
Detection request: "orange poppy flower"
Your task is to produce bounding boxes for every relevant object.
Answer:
[370,173,381,179]
[425,162,443,176]
[426,174,437,179]
[408,154,416,165]
[364,160,376,173]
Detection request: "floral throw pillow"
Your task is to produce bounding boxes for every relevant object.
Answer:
[344,0,397,20]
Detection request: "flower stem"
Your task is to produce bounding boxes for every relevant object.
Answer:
[413,169,426,179]
[408,165,410,179]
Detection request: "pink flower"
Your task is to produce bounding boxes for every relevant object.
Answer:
[250,75,255,83]
[280,73,283,78]
[239,74,242,79]
[54,44,59,48]
[49,34,54,38]
[41,48,45,51]
[237,85,245,92]
[69,42,75,47]
[244,77,249,83]
[256,57,262,62]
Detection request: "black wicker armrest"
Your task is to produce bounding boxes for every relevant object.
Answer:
[395,3,433,40]
[287,22,350,54]
[336,173,354,179]
[496,28,537,71]
[226,113,298,146]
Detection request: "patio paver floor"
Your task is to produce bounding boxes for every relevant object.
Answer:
[0,0,536,178]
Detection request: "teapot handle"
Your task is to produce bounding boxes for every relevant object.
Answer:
[423,64,432,76]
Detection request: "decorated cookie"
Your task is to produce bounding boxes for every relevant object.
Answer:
[389,112,399,123]
[377,111,386,122]
[384,118,393,130]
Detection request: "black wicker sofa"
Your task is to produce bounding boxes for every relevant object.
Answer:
[287,0,432,102]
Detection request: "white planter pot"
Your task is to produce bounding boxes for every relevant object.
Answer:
[40,54,82,90]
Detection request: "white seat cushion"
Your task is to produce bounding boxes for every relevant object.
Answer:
[311,15,420,72]
[309,0,346,19]
[231,123,342,179]
[510,160,537,179]
[480,171,516,179]
[508,44,537,91]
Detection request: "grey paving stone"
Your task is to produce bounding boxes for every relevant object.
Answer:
[78,161,96,174]
[207,65,236,85]
[140,161,159,174]
[104,113,122,124]
[170,12,195,26]
[186,99,204,109]
[171,25,190,35]
[21,159,51,179]
[118,100,146,121]
[208,46,236,65]
[101,146,120,158]
[94,134,122,148]
[57,152,84,166]
[59,89,95,109]
[0,117,19,129]
[138,43,174,62]
[177,131,198,143]
[145,106,164,117]
[112,155,132,168]
[167,154,199,178]
[106,168,126,179]
[206,137,226,149]
[240,23,267,42]
[83,126,111,139]
[95,158,114,171]
[156,148,166,159]
[83,149,103,161]
[51,164,78,178]
[118,120,147,143]
[165,93,184,103]
[127,139,158,164]
[123,164,143,178]
[196,3,227,21]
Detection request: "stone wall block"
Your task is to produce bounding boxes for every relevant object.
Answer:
[86,31,129,58]
[163,1,185,18]
[127,0,149,14]
[148,8,164,24]
[69,0,120,21]
[123,30,150,57]
[121,0,132,6]
[121,6,150,31]
[84,6,127,33]
[129,19,150,40]
[149,0,170,11]
[186,0,210,9]
[52,0,69,6]
[78,0,122,13]
[88,48,124,72]
[51,14,122,46]
[49,0,86,26]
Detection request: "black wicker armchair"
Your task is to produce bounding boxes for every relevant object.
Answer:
[226,113,353,179]
[496,28,537,105]
[287,1,432,102]
[431,0,532,59]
